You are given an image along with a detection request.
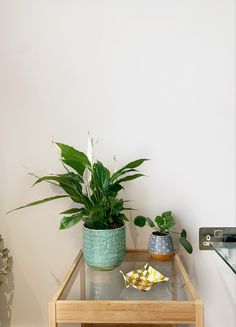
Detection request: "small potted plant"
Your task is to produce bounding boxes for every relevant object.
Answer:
[134,211,192,259]
[8,139,147,270]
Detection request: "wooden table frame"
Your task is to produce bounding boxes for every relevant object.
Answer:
[49,249,204,327]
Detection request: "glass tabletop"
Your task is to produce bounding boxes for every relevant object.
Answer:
[211,242,236,274]
[59,251,192,301]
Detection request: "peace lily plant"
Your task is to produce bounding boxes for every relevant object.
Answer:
[9,139,147,230]
[8,137,147,270]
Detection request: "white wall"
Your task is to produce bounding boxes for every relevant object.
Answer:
[0,1,235,326]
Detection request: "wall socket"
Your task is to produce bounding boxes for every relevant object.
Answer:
[199,227,236,250]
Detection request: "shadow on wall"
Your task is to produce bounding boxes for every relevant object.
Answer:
[128,215,139,248]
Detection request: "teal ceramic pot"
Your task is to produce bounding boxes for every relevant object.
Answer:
[83,224,126,270]
[148,232,175,260]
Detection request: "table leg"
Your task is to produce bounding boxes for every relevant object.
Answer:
[48,302,57,327]
[171,260,177,301]
[171,261,177,327]
[196,300,204,327]
[80,262,85,300]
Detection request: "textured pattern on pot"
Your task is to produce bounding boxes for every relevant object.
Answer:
[148,233,174,254]
[83,225,126,271]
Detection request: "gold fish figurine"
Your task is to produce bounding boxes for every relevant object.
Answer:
[120,263,169,291]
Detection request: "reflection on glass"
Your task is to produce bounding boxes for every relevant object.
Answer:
[211,242,236,274]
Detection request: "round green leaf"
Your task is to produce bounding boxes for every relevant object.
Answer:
[162,211,172,217]
[146,217,155,228]
[179,237,193,254]
[181,229,187,239]
[134,216,146,227]
[155,216,164,226]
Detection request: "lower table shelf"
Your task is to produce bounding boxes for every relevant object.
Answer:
[49,249,203,327]
[83,324,176,327]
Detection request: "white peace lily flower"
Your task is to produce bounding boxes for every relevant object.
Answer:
[83,167,92,197]
[83,132,97,197]
[113,154,118,173]
[87,132,96,166]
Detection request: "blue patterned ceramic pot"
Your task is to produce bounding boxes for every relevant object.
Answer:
[148,232,175,260]
[83,224,126,270]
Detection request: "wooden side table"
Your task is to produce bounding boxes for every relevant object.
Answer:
[49,249,204,327]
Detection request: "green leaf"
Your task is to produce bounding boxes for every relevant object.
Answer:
[56,142,90,165]
[114,200,124,211]
[162,211,172,217]
[108,183,123,197]
[7,195,69,214]
[72,192,93,208]
[108,197,124,211]
[109,169,137,183]
[134,216,146,227]
[109,158,148,183]
[181,229,187,239]
[33,175,60,186]
[108,196,118,207]
[146,217,155,228]
[56,142,90,175]
[165,215,175,229]
[90,205,105,216]
[59,212,84,229]
[33,173,83,199]
[179,237,193,254]
[122,159,149,170]
[155,216,164,226]
[58,174,82,196]
[62,159,86,176]
[118,173,144,183]
[92,161,110,192]
[60,208,82,214]
[120,214,129,222]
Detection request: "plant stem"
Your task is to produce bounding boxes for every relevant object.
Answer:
[169,230,181,235]
[60,155,70,173]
